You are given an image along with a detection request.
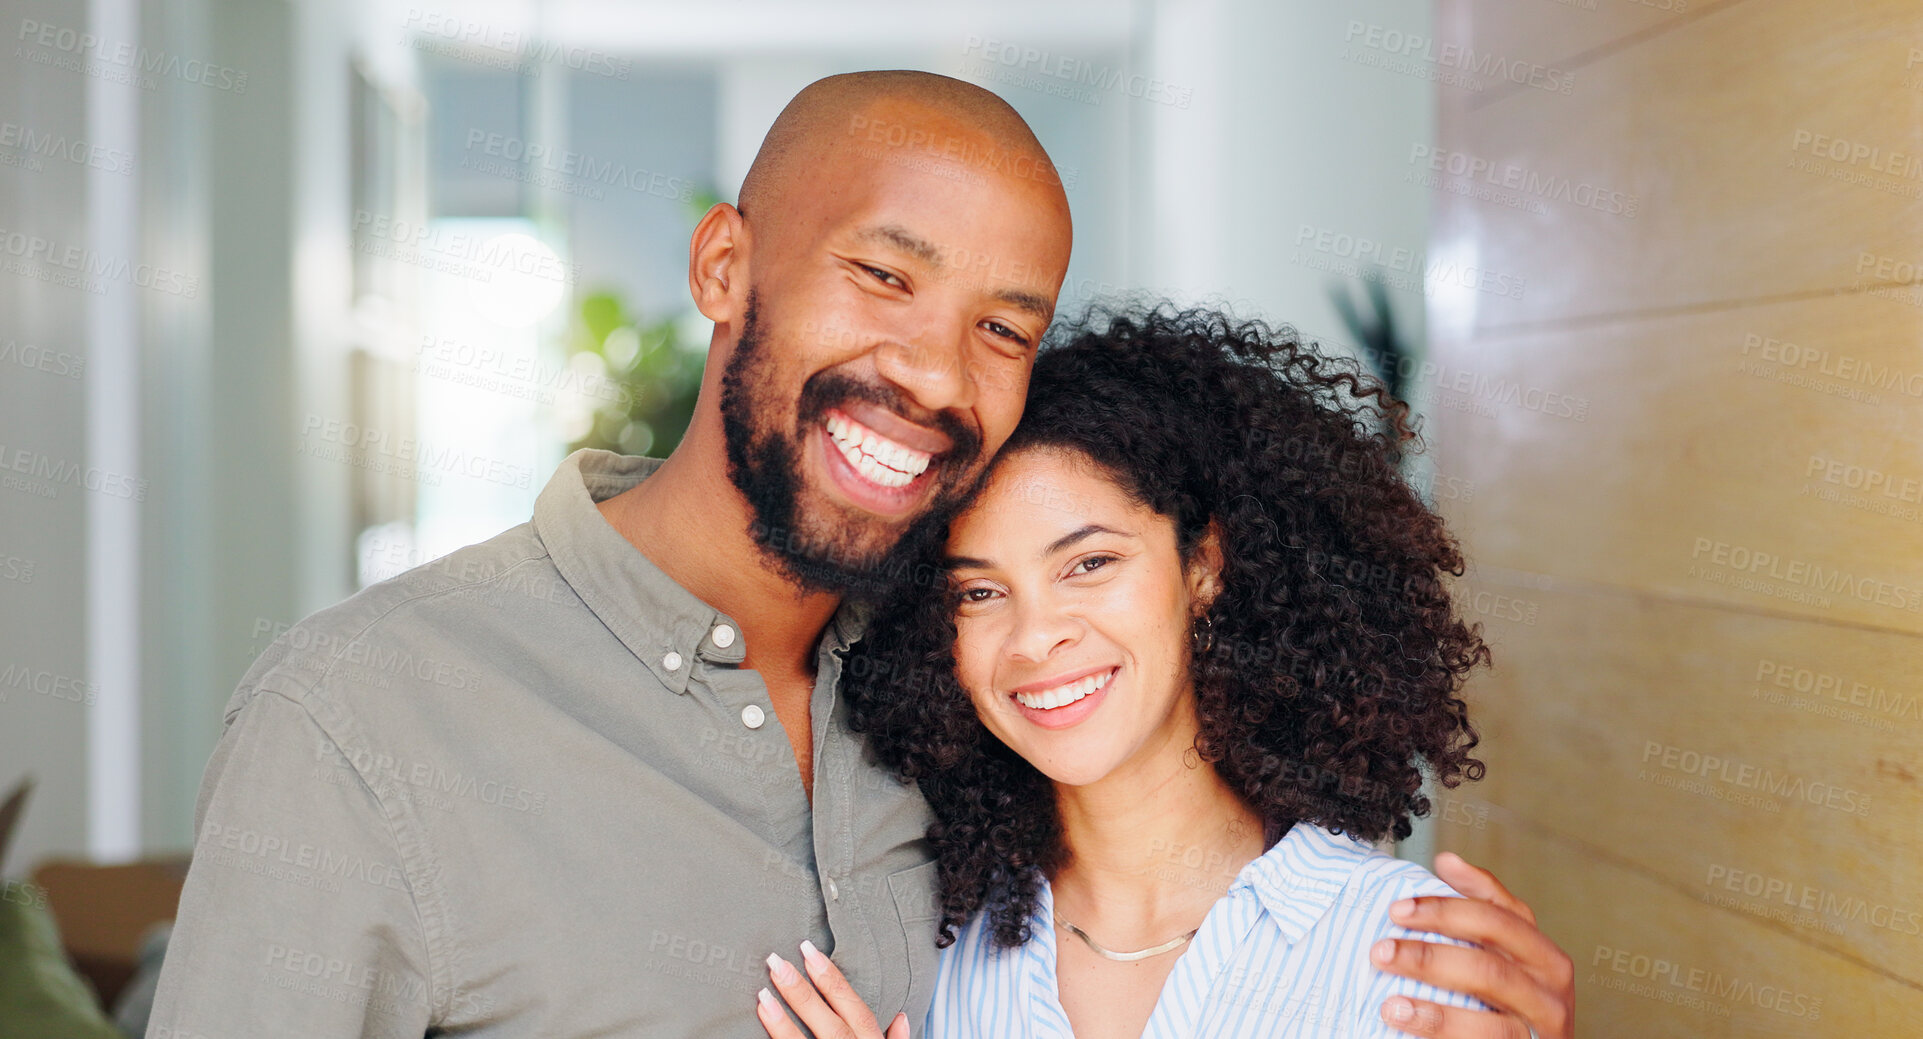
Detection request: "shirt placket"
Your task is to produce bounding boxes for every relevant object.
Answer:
[808,641,870,973]
[686,617,814,841]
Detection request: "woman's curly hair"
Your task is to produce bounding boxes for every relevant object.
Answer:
[843,302,1488,950]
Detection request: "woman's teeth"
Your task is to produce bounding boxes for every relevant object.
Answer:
[1013,668,1115,711]
[826,413,933,489]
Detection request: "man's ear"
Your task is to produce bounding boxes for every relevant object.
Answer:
[688,202,748,324]
[1187,519,1226,612]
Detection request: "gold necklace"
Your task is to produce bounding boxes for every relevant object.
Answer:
[1054,915,1199,962]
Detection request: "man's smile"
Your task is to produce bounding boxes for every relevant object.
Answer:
[807,394,975,519]
[825,410,935,488]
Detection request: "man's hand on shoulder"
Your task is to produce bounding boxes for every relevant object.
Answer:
[1370,852,1575,1039]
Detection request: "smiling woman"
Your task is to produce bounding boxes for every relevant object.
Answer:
[807,303,1497,1038]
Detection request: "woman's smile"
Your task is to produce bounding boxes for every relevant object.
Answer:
[1008,664,1119,729]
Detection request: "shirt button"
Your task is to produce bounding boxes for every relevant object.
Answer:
[712,624,737,649]
[662,651,683,672]
[827,877,840,901]
[741,704,766,729]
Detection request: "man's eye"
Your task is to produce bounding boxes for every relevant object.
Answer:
[983,320,1029,346]
[863,265,905,288]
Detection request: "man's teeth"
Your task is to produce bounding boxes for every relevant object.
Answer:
[1013,668,1114,711]
[826,414,933,489]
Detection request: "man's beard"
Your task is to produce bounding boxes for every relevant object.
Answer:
[719,291,983,600]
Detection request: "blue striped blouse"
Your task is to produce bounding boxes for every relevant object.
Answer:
[924,823,1489,1038]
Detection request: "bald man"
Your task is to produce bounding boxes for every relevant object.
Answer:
[147,72,1572,1039]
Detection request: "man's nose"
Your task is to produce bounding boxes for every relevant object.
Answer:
[871,318,975,415]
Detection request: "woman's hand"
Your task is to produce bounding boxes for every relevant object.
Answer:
[1371,853,1576,1039]
[756,940,911,1039]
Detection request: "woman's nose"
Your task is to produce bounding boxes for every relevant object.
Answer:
[1004,592,1081,663]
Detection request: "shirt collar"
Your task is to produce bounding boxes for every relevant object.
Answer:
[1030,824,1372,954]
[533,449,869,693]
[1232,823,1378,946]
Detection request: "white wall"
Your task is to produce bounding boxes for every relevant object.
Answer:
[0,0,96,874]
[1137,0,1434,354]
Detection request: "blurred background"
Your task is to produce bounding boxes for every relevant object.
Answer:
[0,0,1916,1035]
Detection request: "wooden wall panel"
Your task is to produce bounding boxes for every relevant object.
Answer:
[1430,0,1923,329]
[1448,582,1923,974]
[1451,0,1705,92]
[1437,818,1920,1038]
[1429,1,1922,1034]
[1434,291,1923,633]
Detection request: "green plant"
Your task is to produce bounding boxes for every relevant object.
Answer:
[564,290,707,458]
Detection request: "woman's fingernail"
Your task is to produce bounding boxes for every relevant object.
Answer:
[1372,939,1395,964]
[766,953,799,985]
[1385,997,1414,1022]
[758,986,781,1011]
[1391,898,1415,918]
[800,939,829,971]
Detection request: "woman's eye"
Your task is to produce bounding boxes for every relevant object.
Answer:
[1071,554,1116,576]
[952,585,1001,609]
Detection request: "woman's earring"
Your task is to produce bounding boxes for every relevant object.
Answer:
[1191,613,1215,655]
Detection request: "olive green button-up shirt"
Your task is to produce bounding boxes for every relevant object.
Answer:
[147,450,942,1038]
